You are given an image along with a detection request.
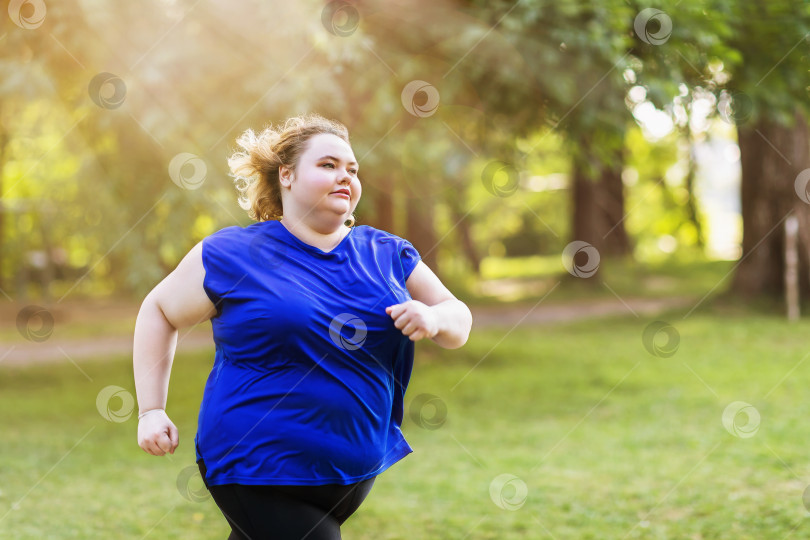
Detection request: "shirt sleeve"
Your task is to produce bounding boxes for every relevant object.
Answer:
[399,238,422,283]
[201,227,242,313]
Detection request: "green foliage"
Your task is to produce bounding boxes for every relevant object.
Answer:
[2,0,809,298]
[633,0,810,125]
[720,1,810,124]
[622,125,709,259]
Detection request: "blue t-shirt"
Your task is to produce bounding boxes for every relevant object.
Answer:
[194,219,422,486]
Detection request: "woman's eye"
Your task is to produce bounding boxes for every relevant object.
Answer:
[322,163,357,175]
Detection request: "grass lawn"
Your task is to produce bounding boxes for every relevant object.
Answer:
[450,254,738,306]
[2,308,810,539]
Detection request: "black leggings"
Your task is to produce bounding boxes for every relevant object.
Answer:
[197,458,376,540]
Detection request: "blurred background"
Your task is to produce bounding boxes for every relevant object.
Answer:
[2,1,810,539]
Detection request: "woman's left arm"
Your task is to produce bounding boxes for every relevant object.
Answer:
[386,261,473,349]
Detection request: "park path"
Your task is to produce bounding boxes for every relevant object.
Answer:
[0,296,695,368]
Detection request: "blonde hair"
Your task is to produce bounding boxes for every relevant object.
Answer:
[228,113,356,226]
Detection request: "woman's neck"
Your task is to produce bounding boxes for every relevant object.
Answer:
[279,216,349,252]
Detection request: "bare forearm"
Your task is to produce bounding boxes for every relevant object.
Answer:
[430,299,473,349]
[133,295,178,414]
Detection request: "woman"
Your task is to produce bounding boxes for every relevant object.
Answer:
[133,113,472,539]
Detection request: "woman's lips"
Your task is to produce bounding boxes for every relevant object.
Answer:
[332,192,350,199]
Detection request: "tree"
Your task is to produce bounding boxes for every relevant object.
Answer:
[634,0,810,302]
[452,0,637,267]
[721,3,810,300]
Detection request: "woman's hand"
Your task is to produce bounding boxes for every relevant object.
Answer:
[386,300,439,342]
[137,409,179,456]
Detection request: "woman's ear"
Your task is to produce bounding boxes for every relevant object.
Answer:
[279,165,293,188]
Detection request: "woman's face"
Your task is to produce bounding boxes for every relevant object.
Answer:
[280,133,361,226]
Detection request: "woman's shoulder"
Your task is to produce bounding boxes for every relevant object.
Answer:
[205,221,270,242]
[207,224,246,238]
[200,224,265,260]
[356,224,409,245]
[204,222,413,251]
[202,225,245,248]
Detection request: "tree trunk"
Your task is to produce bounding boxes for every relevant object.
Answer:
[369,175,394,232]
[405,194,438,278]
[571,139,631,259]
[450,203,481,276]
[599,151,631,256]
[683,129,705,248]
[0,102,8,294]
[732,109,810,299]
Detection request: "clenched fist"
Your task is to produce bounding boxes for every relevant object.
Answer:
[386,300,439,342]
[137,409,179,456]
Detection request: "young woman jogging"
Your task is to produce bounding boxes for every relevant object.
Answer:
[133,113,472,539]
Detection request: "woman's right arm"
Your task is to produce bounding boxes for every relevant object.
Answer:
[133,240,217,456]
